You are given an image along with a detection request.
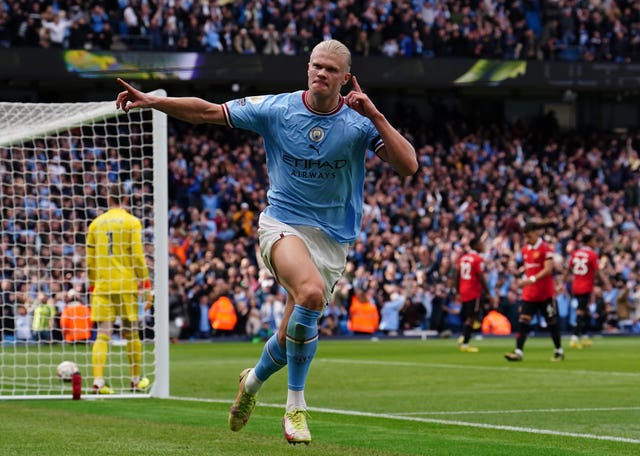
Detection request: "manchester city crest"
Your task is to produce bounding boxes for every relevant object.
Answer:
[309,126,324,142]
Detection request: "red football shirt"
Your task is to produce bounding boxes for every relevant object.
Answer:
[568,247,599,295]
[458,250,484,302]
[521,238,555,301]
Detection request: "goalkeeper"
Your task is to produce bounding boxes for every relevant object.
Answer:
[87,183,152,394]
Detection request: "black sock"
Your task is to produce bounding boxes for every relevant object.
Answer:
[549,324,562,350]
[462,323,472,344]
[516,321,531,351]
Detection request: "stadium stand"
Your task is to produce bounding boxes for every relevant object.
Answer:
[2,0,640,62]
[0,1,639,342]
[1,104,638,341]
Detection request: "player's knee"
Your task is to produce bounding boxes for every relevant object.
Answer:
[294,282,325,310]
[517,320,532,334]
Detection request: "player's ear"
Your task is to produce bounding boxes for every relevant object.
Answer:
[342,73,352,86]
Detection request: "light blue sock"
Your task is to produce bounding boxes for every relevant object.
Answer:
[286,304,321,391]
[254,333,287,382]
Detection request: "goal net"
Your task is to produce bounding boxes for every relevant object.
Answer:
[0,92,169,399]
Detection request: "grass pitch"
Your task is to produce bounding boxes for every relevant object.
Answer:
[1,335,639,455]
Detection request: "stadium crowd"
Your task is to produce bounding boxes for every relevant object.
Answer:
[1,2,640,344]
[166,102,640,339]
[1,98,639,344]
[2,0,640,62]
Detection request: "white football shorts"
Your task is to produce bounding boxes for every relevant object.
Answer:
[258,213,349,303]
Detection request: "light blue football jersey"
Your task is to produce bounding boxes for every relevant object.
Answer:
[222,90,383,243]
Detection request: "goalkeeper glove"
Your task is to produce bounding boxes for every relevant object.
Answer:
[141,279,153,311]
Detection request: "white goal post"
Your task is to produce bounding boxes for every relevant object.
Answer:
[0,92,169,399]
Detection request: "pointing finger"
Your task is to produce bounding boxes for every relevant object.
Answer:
[116,78,132,90]
[351,75,362,93]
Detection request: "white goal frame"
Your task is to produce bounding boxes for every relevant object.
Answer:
[0,91,169,399]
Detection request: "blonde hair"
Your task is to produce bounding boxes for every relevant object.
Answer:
[108,183,127,205]
[311,39,352,70]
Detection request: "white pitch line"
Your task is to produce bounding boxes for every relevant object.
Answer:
[395,406,640,415]
[171,396,640,445]
[317,358,640,377]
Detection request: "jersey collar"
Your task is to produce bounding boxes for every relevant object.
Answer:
[302,91,344,116]
[528,237,542,249]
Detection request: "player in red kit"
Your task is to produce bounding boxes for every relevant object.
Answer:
[566,233,602,349]
[456,236,495,352]
[505,222,564,362]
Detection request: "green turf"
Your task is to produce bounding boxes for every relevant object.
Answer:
[1,335,639,455]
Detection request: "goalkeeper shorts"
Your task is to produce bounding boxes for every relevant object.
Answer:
[91,292,139,323]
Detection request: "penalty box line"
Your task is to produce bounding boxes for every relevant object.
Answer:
[172,396,640,445]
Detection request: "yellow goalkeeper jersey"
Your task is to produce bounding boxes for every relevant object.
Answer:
[87,207,149,294]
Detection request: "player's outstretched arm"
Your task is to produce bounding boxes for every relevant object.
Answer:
[344,76,418,176]
[115,78,227,125]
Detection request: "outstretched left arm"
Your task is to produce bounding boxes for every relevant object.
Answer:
[344,76,418,176]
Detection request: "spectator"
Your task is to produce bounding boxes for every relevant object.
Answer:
[347,286,380,335]
[445,294,463,335]
[232,202,254,237]
[0,0,638,62]
[67,15,92,50]
[262,23,280,55]
[242,298,262,341]
[0,10,10,48]
[280,23,297,55]
[15,305,32,342]
[481,309,512,336]
[381,37,399,57]
[202,18,224,53]
[31,292,55,342]
[378,287,407,336]
[59,289,92,343]
[353,30,370,56]
[89,4,109,35]
[122,1,141,37]
[41,10,71,48]
[259,291,285,334]
[92,20,113,50]
[320,300,347,336]
[555,280,571,333]
[233,28,256,54]
[168,282,187,343]
[615,282,636,332]
[208,282,238,336]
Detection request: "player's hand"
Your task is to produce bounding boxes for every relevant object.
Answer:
[141,280,153,310]
[517,277,534,288]
[143,291,154,311]
[344,76,378,118]
[115,78,149,113]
